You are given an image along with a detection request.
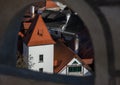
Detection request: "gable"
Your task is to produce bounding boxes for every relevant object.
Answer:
[73,61,78,64]
[67,58,81,66]
[54,40,75,73]
[24,15,55,46]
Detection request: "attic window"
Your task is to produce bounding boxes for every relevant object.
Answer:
[72,61,78,64]
[37,29,43,36]
[68,66,81,72]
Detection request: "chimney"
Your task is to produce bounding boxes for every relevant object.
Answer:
[30,6,35,18]
[62,13,71,31]
[66,13,71,24]
[74,34,79,54]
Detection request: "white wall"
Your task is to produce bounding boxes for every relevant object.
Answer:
[59,58,91,76]
[83,67,92,76]
[28,44,54,73]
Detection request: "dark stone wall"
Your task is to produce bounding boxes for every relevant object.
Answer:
[94,0,120,2]
[0,0,120,85]
[0,0,44,66]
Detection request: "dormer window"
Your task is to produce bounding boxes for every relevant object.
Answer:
[68,66,81,72]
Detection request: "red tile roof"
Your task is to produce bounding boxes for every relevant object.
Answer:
[82,58,93,65]
[46,0,59,8]
[24,15,55,46]
[23,22,31,30]
[54,39,91,73]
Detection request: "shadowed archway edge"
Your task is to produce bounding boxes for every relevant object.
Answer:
[57,0,112,85]
[0,0,114,85]
[0,0,45,66]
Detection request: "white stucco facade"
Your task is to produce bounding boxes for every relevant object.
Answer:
[23,43,54,73]
[23,42,91,76]
[59,58,91,76]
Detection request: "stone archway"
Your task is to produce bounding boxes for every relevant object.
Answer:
[0,0,117,85]
[59,0,110,85]
[0,0,46,66]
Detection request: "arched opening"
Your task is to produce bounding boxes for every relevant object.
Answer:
[17,0,95,77]
[0,0,116,85]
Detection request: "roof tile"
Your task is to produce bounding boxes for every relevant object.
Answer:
[24,15,55,46]
[54,39,91,73]
[46,0,58,8]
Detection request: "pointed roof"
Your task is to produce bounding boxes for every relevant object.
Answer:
[24,15,55,46]
[82,59,93,65]
[54,39,92,73]
[46,0,59,8]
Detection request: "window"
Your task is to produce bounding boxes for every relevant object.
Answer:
[39,55,43,62]
[39,68,43,72]
[72,61,78,64]
[68,66,81,72]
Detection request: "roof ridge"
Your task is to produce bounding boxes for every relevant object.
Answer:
[23,15,38,45]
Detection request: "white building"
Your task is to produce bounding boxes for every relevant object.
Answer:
[54,40,92,76]
[23,15,55,73]
[18,0,92,76]
[20,14,92,76]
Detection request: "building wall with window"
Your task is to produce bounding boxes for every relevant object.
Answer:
[59,58,91,76]
[23,44,54,73]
